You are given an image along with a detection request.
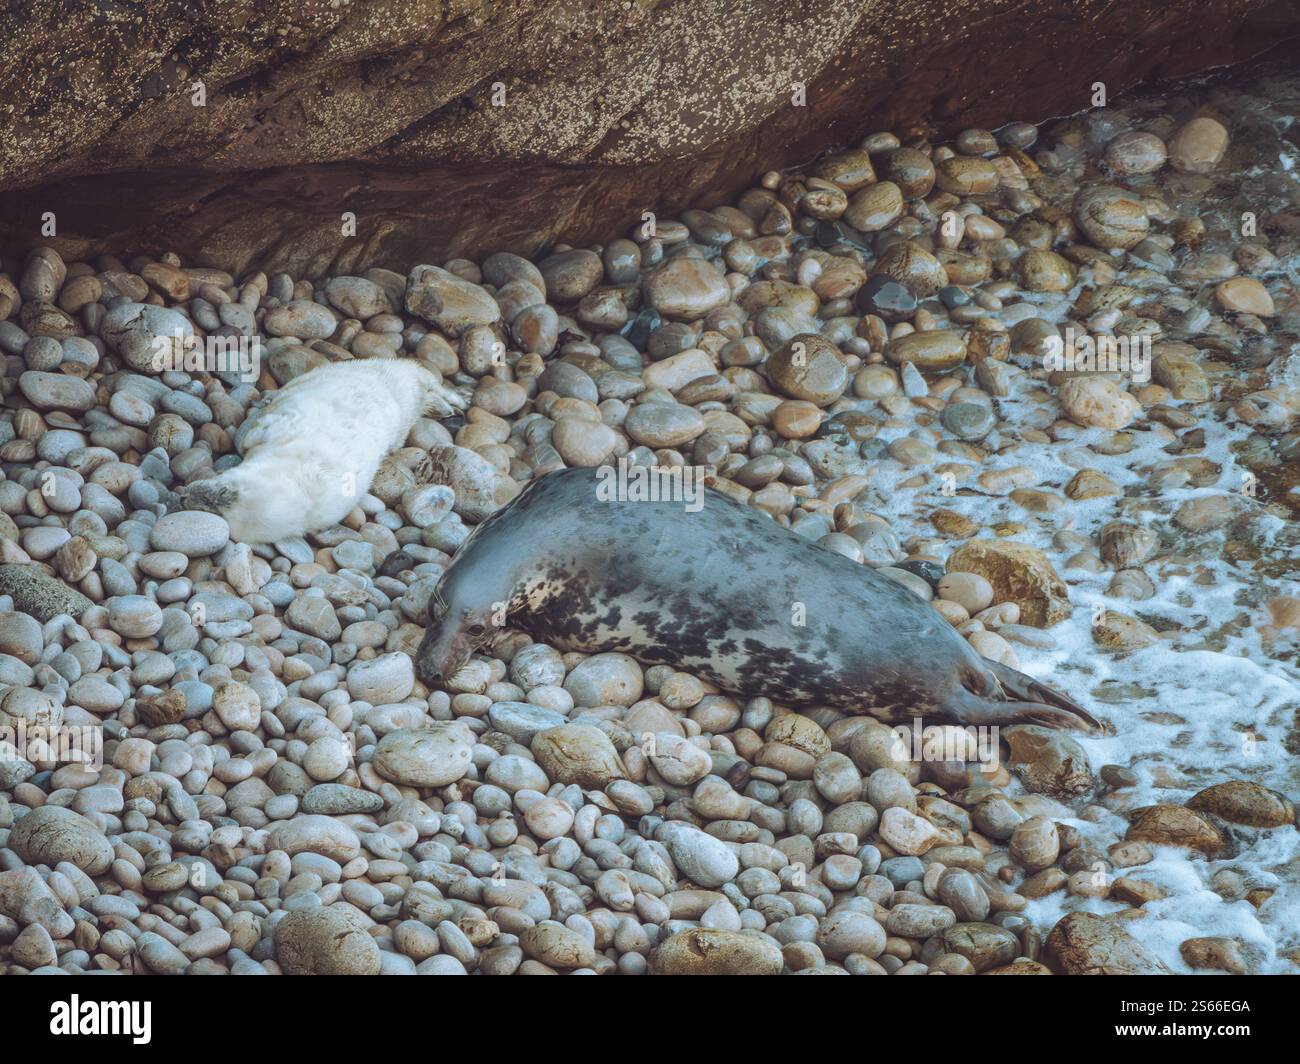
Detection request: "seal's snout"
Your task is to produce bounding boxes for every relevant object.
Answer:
[414,637,443,685]
[417,651,466,687]
[415,618,467,688]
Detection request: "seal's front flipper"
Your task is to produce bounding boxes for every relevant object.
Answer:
[986,660,1107,734]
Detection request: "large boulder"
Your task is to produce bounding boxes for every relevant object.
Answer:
[1044,912,1171,975]
[0,0,1295,273]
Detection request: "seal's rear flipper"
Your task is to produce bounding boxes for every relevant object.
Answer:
[947,662,1107,733]
[988,660,1108,733]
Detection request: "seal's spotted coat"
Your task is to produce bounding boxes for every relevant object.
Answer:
[416,468,1101,731]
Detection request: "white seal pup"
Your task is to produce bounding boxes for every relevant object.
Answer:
[182,359,465,543]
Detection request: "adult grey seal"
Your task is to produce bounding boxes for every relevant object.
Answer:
[414,467,1102,731]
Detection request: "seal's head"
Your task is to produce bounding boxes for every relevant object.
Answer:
[415,562,504,686]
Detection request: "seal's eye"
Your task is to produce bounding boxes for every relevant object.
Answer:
[467,623,486,636]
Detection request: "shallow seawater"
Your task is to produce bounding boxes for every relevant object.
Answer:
[853,69,1300,972]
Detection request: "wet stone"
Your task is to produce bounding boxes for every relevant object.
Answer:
[854,276,917,322]
[941,401,995,440]
[643,258,730,321]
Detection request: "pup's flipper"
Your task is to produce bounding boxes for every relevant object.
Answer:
[424,378,469,416]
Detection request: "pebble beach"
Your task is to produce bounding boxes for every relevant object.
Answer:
[0,67,1297,977]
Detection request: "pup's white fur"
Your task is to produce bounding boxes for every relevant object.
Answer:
[183,360,464,543]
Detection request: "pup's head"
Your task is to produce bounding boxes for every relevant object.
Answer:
[179,477,239,515]
[179,467,301,544]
